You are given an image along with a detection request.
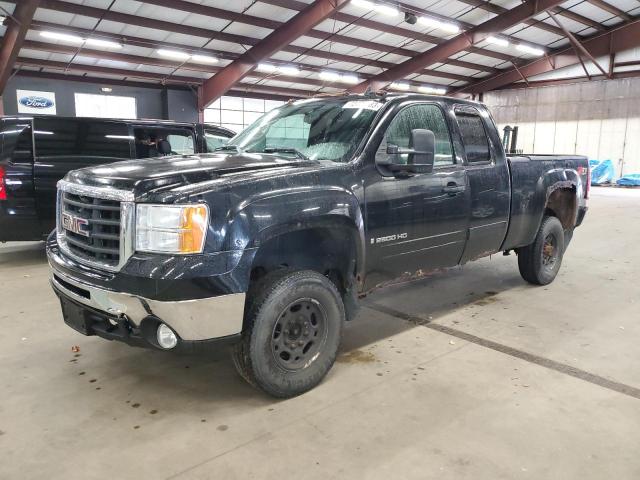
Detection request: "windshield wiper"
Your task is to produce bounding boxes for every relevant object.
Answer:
[214,144,243,153]
[263,147,309,161]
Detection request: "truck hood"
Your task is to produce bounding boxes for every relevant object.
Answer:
[65,152,318,196]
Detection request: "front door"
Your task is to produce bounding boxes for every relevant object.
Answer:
[364,103,469,288]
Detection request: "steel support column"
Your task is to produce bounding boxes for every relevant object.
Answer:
[199,0,348,108]
[0,0,40,94]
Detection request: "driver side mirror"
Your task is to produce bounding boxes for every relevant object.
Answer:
[379,129,436,176]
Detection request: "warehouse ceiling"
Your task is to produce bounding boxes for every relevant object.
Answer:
[0,0,638,107]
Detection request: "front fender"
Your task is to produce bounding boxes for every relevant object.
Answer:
[225,186,365,276]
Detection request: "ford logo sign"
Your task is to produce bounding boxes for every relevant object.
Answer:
[19,96,54,109]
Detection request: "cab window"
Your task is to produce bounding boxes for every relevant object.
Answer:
[455,109,491,164]
[380,104,454,167]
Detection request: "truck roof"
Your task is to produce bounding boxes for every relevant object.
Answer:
[290,92,485,109]
[0,114,229,130]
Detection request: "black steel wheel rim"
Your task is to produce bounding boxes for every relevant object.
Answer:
[271,298,328,371]
[542,233,559,269]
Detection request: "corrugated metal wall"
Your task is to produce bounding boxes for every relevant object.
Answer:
[484,77,640,176]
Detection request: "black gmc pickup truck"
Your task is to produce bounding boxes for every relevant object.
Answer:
[47,94,589,397]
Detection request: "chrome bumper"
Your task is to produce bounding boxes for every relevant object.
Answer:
[50,268,245,341]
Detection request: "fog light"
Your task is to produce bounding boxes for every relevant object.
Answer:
[157,324,178,349]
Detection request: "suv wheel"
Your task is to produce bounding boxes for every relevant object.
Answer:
[232,270,344,398]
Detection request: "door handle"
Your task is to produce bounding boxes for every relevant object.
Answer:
[442,182,466,195]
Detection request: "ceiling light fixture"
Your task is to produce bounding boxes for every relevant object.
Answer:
[157,49,191,60]
[419,85,447,95]
[279,65,300,76]
[191,54,219,64]
[390,82,410,90]
[351,0,375,8]
[341,74,360,84]
[40,31,84,44]
[319,71,340,82]
[374,3,400,16]
[486,36,510,47]
[418,16,460,34]
[257,64,300,76]
[100,87,113,93]
[351,0,399,16]
[257,63,277,73]
[516,44,545,56]
[85,38,122,49]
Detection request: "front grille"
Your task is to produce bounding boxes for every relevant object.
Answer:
[61,192,122,268]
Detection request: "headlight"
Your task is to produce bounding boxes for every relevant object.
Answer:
[136,204,209,254]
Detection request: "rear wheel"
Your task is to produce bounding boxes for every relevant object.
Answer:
[232,270,344,398]
[517,216,565,285]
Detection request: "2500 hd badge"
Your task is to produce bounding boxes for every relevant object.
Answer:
[371,233,408,244]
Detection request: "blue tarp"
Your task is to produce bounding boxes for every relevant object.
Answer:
[590,159,616,185]
[617,174,640,186]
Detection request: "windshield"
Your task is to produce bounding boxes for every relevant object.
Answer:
[227,98,383,162]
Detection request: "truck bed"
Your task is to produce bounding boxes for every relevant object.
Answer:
[502,154,589,251]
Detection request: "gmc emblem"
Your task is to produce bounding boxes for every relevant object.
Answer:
[61,212,90,237]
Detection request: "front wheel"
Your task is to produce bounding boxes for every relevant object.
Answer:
[232,270,345,398]
[517,216,565,285]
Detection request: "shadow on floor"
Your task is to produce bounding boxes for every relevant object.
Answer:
[87,257,527,401]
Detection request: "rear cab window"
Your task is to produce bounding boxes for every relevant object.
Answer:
[454,106,492,164]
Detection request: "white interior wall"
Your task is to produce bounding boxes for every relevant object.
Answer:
[484,77,640,177]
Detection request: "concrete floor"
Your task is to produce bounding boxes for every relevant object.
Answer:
[1,187,639,479]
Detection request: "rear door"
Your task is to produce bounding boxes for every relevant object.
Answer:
[33,118,132,231]
[364,102,470,286]
[452,105,510,262]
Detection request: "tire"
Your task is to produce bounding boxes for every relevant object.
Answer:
[232,269,345,398]
[564,228,574,250]
[517,216,565,285]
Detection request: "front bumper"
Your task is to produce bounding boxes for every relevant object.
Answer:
[48,233,249,349]
[50,268,245,343]
[53,289,240,352]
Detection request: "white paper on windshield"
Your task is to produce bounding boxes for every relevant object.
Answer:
[342,100,383,111]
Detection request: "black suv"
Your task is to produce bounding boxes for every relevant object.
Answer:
[0,116,234,241]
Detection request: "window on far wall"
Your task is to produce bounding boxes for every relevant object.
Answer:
[74,93,137,119]
[203,96,285,133]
